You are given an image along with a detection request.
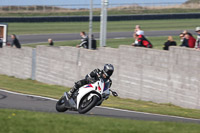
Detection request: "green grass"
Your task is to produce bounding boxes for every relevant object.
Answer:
[1,109,200,133]
[1,74,200,119]
[23,36,181,50]
[8,19,200,35]
[0,76,66,99]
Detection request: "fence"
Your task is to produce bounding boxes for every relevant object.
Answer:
[0,45,200,110]
[1,13,200,23]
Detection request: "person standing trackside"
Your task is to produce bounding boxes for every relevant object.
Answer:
[180,31,196,48]
[11,34,21,48]
[163,36,177,50]
[132,33,153,48]
[132,25,147,47]
[134,25,144,36]
[48,38,54,46]
[76,31,88,49]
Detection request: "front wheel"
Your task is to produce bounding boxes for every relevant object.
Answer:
[78,95,99,114]
[56,96,68,112]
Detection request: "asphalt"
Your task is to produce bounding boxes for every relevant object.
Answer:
[7,30,196,44]
[0,89,200,124]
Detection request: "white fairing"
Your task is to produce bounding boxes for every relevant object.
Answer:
[76,78,110,109]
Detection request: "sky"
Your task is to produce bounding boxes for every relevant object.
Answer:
[0,0,188,8]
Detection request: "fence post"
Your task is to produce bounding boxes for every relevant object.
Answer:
[31,48,36,80]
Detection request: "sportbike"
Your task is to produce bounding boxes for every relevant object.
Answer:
[56,78,118,114]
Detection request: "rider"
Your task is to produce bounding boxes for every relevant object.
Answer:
[68,64,114,99]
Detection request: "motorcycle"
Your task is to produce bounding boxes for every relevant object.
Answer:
[56,78,118,114]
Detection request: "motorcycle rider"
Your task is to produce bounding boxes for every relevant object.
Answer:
[68,64,114,99]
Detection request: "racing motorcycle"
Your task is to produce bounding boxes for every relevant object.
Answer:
[56,78,118,114]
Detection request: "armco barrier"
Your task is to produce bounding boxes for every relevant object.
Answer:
[0,45,199,109]
[0,13,200,22]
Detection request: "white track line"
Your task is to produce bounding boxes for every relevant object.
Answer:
[0,89,200,122]
[0,89,58,101]
[98,106,200,121]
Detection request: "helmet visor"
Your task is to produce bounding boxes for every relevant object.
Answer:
[103,70,113,78]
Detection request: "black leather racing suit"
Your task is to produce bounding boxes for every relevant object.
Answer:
[69,69,112,97]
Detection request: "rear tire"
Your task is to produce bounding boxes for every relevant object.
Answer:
[56,96,68,112]
[78,95,99,114]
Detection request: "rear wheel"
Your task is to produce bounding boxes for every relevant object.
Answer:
[56,96,68,112]
[78,95,99,114]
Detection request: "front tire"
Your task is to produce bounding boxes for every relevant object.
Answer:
[78,95,99,114]
[56,96,68,112]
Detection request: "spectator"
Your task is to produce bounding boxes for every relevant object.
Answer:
[180,33,188,47]
[194,27,200,50]
[48,38,54,46]
[132,25,145,47]
[163,36,177,50]
[180,31,196,48]
[11,34,21,48]
[186,33,196,48]
[134,25,144,36]
[76,31,88,49]
[132,33,152,48]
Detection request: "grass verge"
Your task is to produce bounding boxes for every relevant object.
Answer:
[8,19,200,35]
[0,74,200,119]
[1,109,200,133]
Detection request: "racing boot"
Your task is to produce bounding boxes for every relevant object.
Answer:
[67,83,79,99]
[68,79,87,99]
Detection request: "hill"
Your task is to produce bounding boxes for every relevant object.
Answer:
[0,2,200,17]
[184,0,200,4]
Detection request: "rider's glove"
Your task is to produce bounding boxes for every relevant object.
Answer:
[88,77,96,83]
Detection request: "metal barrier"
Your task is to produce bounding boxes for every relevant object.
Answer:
[0,13,200,22]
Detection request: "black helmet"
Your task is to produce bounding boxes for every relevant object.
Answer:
[103,64,114,78]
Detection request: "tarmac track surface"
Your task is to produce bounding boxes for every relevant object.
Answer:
[0,89,200,124]
[8,30,196,44]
